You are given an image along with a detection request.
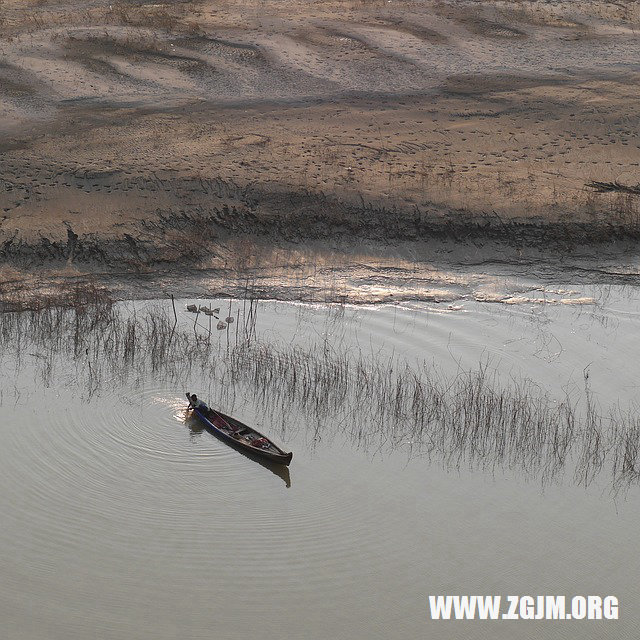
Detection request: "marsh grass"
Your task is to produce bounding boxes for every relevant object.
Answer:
[1,286,639,492]
[588,181,640,196]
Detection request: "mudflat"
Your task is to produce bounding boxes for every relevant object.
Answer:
[0,0,639,297]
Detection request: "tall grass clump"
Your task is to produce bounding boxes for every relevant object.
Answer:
[1,287,639,492]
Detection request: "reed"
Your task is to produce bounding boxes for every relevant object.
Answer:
[1,289,638,492]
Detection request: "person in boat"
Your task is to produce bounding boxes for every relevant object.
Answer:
[190,394,208,413]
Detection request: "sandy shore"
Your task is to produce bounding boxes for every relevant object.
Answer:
[1,0,639,299]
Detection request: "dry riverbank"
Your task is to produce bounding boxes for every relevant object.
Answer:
[1,0,639,297]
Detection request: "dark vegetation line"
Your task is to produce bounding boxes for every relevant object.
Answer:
[1,285,639,492]
[1,177,640,269]
[587,181,640,196]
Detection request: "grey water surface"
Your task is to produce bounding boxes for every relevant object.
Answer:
[1,281,638,639]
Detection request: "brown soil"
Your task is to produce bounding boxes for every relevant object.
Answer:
[0,0,639,295]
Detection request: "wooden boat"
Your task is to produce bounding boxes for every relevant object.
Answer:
[184,412,291,487]
[186,393,293,466]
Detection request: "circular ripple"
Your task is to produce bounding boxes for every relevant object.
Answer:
[0,372,399,596]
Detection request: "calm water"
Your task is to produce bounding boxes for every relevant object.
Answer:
[1,281,639,639]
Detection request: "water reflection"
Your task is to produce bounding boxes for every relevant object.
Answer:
[2,287,640,494]
[184,412,292,488]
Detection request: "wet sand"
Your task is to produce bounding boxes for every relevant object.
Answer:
[1,0,639,292]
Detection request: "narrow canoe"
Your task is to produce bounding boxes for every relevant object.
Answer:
[186,393,293,466]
